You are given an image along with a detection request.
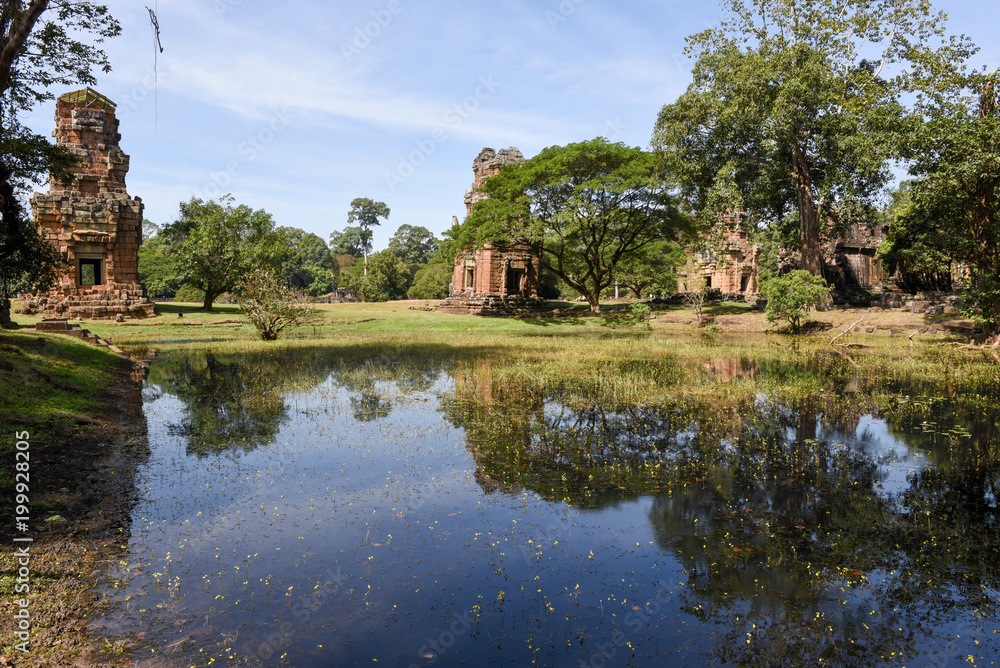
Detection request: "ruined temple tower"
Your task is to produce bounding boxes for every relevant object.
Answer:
[23,88,153,319]
[438,147,544,314]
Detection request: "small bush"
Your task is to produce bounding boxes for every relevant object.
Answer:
[237,267,319,341]
[761,270,831,333]
[630,302,652,330]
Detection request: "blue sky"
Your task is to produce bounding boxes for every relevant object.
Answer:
[21,0,1000,251]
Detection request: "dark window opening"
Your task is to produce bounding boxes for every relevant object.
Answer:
[705,275,712,289]
[464,267,474,290]
[79,258,103,286]
[740,274,750,292]
[506,268,525,295]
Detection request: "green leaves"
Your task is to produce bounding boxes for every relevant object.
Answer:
[449,138,692,314]
[761,270,831,332]
[174,196,282,310]
[237,266,318,341]
[899,73,1000,333]
[654,0,974,275]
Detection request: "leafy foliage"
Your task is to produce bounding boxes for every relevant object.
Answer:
[237,266,318,341]
[138,234,183,298]
[343,248,410,302]
[329,226,365,257]
[877,182,955,292]
[346,197,390,272]
[897,74,1000,334]
[448,138,692,314]
[615,240,685,299]
[762,270,831,332]
[652,0,975,275]
[679,273,708,324]
[408,262,452,300]
[275,226,336,296]
[173,196,283,310]
[0,1,122,323]
[388,224,439,264]
[172,282,205,304]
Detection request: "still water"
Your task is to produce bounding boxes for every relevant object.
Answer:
[94,349,1000,667]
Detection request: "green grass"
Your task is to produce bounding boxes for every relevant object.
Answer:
[0,329,127,493]
[7,298,993,408]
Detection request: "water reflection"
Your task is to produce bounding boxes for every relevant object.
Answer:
[444,369,1000,665]
[96,348,999,667]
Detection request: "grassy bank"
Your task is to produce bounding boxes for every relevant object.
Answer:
[0,329,143,667]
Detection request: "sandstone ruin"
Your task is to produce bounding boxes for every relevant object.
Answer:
[681,213,889,300]
[22,88,153,319]
[680,213,761,296]
[437,147,545,315]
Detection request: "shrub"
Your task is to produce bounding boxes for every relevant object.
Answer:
[630,302,652,330]
[761,270,831,333]
[237,267,319,341]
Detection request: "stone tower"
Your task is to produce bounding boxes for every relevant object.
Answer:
[24,88,153,319]
[437,147,545,315]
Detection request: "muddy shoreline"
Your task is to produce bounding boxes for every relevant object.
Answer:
[1,350,149,667]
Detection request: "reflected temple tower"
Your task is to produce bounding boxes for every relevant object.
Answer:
[22,88,153,319]
[437,147,545,315]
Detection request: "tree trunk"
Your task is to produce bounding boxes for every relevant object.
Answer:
[201,289,216,311]
[792,141,824,276]
[0,297,12,329]
[0,0,50,98]
[587,293,601,315]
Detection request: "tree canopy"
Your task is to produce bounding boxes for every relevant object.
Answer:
[342,248,410,302]
[388,224,438,264]
[346,197,390,274]
[172,196,282,310]
[329,225,365,257]
[895,73,1000,334]
[652,0,976,277]
[275,226,335,296]
[449,138,692,314]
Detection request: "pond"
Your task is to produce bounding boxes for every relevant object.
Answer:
[93,348,1000,667]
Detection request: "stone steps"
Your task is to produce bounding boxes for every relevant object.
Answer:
[35,318,124,355]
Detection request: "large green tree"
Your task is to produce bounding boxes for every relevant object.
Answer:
[328,225,365,257]
[652,0,975,277]
[387,224,438,264]
[876,182,955,292]
[342,248,410,302]
[138,233,183,299]
[275,226,335,296]
[897,73,1000,335]
[0,1,120,326]
[408,262,451,300]
[449,138,691,314]
[614,240,685,299]
[173,196,282,310]
[346,197,390,274]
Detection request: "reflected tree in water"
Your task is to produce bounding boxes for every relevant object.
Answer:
[444,368,1000,666]
[148,349,452,453]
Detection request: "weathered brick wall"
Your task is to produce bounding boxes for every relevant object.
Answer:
[23,89,153,319]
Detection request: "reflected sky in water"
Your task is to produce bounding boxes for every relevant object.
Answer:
[92,350,1000,667]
